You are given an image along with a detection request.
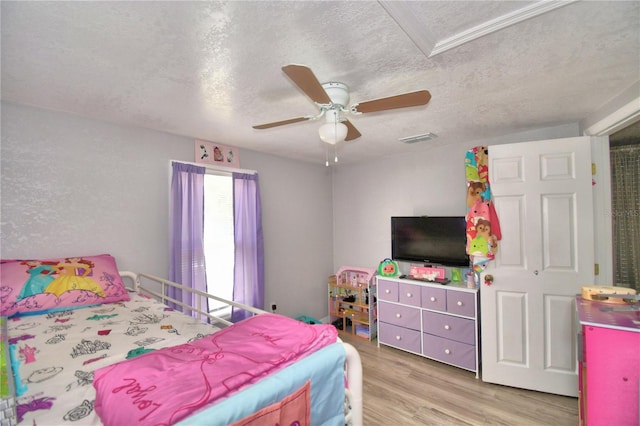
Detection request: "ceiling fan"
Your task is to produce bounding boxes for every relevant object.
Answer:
[252,64,431,145]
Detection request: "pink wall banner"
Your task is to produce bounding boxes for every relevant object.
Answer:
[195,140,240,168]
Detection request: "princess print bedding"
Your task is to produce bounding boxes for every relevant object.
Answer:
[6,292,220,425]
[5,291,341,425]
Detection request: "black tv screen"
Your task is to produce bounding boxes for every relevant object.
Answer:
[391,216,469,267]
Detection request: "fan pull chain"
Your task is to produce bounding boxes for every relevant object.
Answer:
[325,148,329,167]
[334,145,338,163]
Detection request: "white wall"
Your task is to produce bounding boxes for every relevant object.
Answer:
[239,150,334,319]
[1,102,188,274]
[1,101,583,321]
[331,123,581,274]
[1,102,334,320]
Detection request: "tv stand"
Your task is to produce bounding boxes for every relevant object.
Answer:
[377,276,480,378]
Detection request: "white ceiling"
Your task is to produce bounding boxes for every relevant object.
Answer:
[2,1,639,165]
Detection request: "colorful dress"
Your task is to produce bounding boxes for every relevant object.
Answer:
[16,264,57,300]
[43,262,105,298]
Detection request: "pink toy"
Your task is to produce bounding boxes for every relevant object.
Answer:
[467,200,490,222]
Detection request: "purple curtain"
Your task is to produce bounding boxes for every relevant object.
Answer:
[231,173,265,322]
[169,162,207,316]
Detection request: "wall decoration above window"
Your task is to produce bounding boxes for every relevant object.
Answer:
[195,139,240,168]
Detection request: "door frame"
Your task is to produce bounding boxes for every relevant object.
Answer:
[591,137,613,284]
[582,80,640,285]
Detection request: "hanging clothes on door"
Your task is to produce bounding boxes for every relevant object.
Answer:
[465,146,501,273]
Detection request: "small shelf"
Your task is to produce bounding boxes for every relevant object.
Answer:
[335,300,369,309]
[331,282,368,290]
[328,266,377,341]
[330,309,370,324]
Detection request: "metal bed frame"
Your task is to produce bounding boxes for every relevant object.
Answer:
[119,271,363,425]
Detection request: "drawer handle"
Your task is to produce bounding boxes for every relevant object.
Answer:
[385,289,391,294]
[406,292,413,298]
[395,335,401,341]
[444,325,451,330]
[457,301,463,306]
[396,313,402,318]
[444,349,451,355]
[430,296,436,302]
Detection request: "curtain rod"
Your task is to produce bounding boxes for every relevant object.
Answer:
[171,160,257,175]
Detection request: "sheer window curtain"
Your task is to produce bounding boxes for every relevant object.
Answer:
[168,162,208,317]
[610,144,640,292]
[231,172,265,322]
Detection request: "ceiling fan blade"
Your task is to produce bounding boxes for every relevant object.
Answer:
[343,119,362,141]
[252,116,311,129]
[282,64,332,105]
[354,90,431,114]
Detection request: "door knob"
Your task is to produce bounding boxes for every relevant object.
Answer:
[484,274,494,285]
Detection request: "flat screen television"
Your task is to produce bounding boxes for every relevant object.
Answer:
[391,216,469,267]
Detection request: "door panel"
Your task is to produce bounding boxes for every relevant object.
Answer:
[495,196,526,267]
[496,291,527,365]
[542,194,575,270]
[544,295,575,372]
[481,137,594,397]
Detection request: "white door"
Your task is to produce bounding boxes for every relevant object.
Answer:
[481,137,594,397]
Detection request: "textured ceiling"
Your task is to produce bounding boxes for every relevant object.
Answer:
[2,1,639,165]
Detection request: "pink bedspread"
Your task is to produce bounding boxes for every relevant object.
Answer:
[93,313,337,426]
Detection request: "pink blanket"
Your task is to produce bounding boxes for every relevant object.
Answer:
[93,313,337,426]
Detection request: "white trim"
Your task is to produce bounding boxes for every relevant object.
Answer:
[170,160,257,175]
[581,80,640,136]
[380,0,577,58]
[378,1,436,58]
[430,0,577,57]
[591,137,613,285]
[583,99,640,136]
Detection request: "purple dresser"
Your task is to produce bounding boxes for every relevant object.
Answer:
[377,277,480,378]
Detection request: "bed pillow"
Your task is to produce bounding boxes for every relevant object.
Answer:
[0,254,130,317]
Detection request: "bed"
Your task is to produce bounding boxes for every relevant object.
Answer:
[0,254,363,426]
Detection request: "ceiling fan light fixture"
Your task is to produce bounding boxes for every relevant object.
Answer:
[319,121,348,145]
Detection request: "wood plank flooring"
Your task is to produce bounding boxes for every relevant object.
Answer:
[340,334,579,426]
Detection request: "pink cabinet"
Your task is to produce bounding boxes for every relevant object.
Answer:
[577,297,640,426]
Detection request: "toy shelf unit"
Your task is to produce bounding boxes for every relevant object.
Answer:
[328,266,377,341]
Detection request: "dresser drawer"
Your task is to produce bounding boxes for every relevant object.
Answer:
[398,282,421,307]
[421,286,446,312]
[422,333,476,370]
[422,310,476,345]
[378,301,421,330]
[377,279,398,302]
[379,323,421,354]
[446,290,476,317]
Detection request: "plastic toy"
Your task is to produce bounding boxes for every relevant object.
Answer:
[378,258,399,277]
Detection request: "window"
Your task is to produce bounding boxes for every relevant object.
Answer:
[203,173,234,315]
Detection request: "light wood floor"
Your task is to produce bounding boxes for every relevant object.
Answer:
[340,334,579,426]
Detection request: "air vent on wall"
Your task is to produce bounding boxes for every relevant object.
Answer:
[399,133,437,144]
